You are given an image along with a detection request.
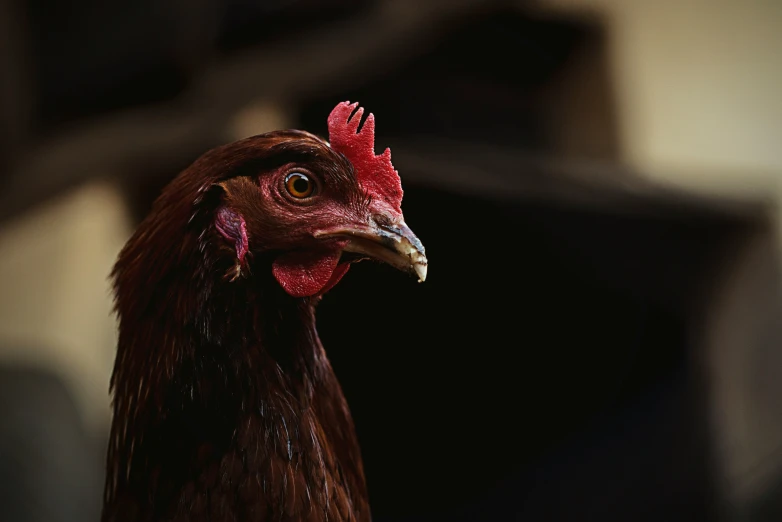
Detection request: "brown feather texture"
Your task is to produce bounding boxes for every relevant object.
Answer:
[102,129,377,522]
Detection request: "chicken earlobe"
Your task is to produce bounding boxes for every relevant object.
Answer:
[215,207,249,280]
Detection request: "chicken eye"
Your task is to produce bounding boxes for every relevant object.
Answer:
[285,172,315,199]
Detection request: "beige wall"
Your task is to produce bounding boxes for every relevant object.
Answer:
[539,0,782,198]
[0,181,132,434]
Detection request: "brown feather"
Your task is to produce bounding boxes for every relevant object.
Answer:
[102,131,370,522]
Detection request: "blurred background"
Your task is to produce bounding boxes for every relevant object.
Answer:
[0,0,781,520]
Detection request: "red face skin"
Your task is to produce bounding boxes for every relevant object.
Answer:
[214,101,422,299]
[214,159,363,297]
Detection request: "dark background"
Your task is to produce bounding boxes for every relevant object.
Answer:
[0,1,779,521]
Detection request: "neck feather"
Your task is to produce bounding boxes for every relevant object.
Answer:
[104,224,333,516]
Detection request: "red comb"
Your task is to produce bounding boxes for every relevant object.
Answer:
[327,101,403,214]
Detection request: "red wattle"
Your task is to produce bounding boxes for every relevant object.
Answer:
[318,263,351,295]
[272,248,348,298]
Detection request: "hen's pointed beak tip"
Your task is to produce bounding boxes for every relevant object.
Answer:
[414,262,427,283]
[380,219,427,283]
[395,225,427,282]
[315,217,427,283]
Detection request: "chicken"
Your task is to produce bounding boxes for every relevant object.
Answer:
[101,101,427,522]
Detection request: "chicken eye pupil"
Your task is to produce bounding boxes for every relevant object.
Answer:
[292,177,309,194]
[285,172,314,198]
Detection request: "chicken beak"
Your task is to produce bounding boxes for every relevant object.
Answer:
[315,217,428,282]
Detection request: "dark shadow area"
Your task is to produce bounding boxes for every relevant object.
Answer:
[300,8,619,159]
[317,186,742,521]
